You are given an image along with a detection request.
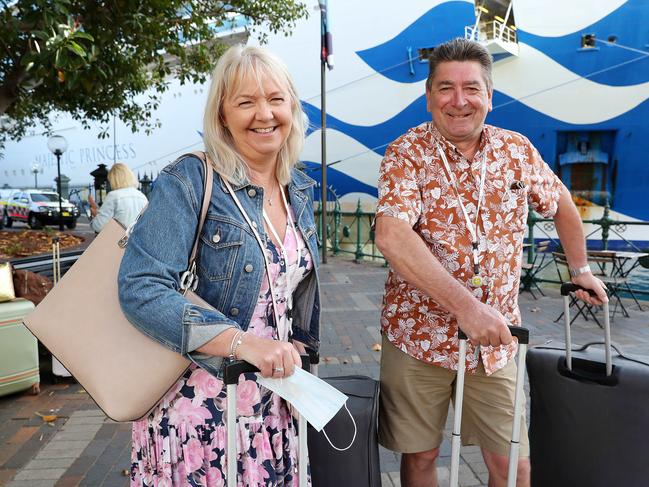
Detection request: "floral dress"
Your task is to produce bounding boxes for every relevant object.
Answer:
[131,212,313,487]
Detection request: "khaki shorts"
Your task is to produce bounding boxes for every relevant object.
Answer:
[378,334,529,457]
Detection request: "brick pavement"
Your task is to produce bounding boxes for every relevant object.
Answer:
[1,254,648,486]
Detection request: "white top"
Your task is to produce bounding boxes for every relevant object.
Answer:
[90,187,148,233]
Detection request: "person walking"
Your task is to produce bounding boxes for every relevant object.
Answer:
[374,37,607,487]
[88,163,147,232]
[118,45,320,486]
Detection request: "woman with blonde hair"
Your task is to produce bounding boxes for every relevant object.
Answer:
[119,44,320,486]
[88,163,147,232]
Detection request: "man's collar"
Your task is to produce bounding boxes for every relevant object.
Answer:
[430,124,490,160]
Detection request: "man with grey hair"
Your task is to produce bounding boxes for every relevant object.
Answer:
[374,38,607,486]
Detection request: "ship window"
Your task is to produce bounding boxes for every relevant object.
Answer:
[581,34,596,48]
[418,47,435,62]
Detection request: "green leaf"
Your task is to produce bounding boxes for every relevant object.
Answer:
[66,41,87,58]
[72,32,94,41]
[32,31,50,41]
[0,0,308,146]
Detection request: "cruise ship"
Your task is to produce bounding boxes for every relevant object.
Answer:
[1,0,647,247]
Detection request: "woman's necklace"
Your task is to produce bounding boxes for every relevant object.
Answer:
[265,180,278,206]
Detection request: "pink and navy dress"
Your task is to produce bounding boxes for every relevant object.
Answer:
[131,213,313,487]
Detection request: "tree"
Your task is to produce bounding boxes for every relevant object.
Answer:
[0,0,308,145]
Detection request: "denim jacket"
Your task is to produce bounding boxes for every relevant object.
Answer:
[118,154,320,378]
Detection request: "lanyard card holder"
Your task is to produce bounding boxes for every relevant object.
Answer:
[224,355,310,487]
[449,326,529,487]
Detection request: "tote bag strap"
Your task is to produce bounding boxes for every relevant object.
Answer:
[178,151,214,293]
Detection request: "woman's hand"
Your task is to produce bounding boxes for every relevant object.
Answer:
[292,340,307,355]
[87,195,98,217]
[236,334,302,379]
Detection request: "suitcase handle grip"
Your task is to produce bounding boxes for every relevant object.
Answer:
[458,326,529,344]
[224,354,310,385]
[560,283,600,297]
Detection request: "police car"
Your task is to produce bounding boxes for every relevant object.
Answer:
[3,189,80,229]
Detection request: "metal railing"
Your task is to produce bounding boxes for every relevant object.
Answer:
[315,200,385,263]
[464,20,517,45]
[524,202,649,296]
[315,200,649,297]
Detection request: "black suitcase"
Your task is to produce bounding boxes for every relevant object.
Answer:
[308,375,380,487]
[527,283,649,487]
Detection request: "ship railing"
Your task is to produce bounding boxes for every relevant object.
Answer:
[464,20,517,45]
[315,200,649,298]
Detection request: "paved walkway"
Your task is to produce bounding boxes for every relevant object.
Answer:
[1,254,648,486]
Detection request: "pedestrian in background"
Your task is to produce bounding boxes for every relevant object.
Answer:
[374,38,607,487]
[88,163,147,232]
[118,45,320,486]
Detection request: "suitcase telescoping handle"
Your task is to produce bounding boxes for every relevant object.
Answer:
[450,326,529,487]
[224,355,310,487]
[560,283,611,376]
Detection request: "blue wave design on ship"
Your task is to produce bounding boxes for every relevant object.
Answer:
[304,91,649,221]
[305,0,649,228]
[355,1,474,84]
[356,1,649,88]
[300,161,379,199]
[487,92,649,221]
[518,0,649,86]
[303,100,429,154]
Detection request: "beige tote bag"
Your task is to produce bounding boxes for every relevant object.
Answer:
[23,154,214,422]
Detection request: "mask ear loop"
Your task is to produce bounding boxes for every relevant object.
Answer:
[320,403,357,451]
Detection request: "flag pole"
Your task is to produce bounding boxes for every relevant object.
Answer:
[320,55,327,263]
[319,0,333,264]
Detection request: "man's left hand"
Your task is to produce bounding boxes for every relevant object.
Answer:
[572,272,608,306]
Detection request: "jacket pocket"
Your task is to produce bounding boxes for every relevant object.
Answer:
[198,215,245,281]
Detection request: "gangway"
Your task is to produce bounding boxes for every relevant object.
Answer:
[465,1,519,58]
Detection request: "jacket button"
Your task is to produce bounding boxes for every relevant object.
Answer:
[212,233,221,243]
[247,188,257,198]
[244,264,253,273]
[251,221,258,229]
[230,307,239,316]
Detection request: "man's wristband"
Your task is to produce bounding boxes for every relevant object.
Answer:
[569,265,592,278]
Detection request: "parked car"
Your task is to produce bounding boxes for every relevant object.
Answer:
[0,189,16,230]
[3,189,80,229]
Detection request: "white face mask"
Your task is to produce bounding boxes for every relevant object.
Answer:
[256,367,357,451]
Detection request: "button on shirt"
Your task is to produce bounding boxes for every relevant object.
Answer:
[376,123,563,375]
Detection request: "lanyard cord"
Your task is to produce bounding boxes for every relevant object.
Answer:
[436,143,487,276]
[221,178,287,341]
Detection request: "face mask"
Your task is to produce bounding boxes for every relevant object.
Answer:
[257,367,357,451]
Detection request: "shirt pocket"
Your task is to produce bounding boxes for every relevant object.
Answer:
[198,215,245,282]
[500,187,529,232]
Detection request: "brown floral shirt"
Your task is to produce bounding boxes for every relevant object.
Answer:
[376,122,563,375]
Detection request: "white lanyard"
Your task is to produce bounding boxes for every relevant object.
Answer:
[222,178,292,341]
[262,186,302,338]
[436,143,487,285]
[221,178,300,341]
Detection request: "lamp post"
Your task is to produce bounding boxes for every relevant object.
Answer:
[31,164,40,188]
[47,135,68,231]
